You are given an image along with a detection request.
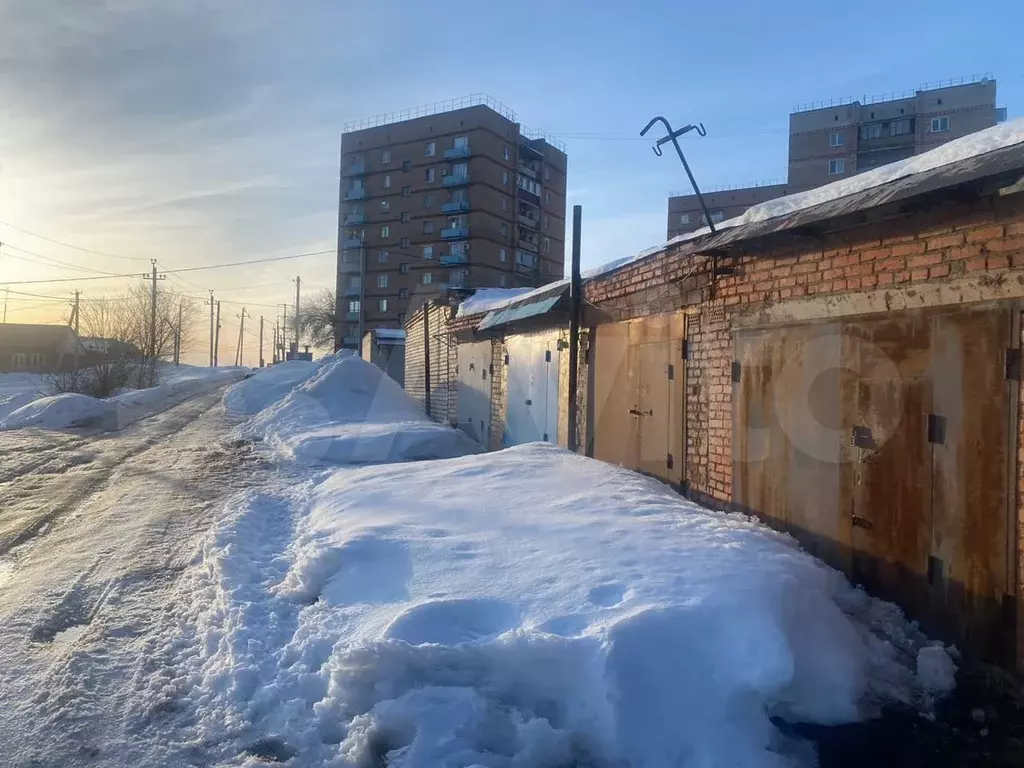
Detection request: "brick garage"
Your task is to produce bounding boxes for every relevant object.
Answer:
[584,144,1024,669]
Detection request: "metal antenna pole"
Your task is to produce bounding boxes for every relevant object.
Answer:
[640,116,717,234]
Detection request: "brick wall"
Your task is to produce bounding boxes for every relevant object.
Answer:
[489,338,506,451]
[404,306,427,410]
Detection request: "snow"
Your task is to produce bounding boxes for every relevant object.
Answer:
[0,372,49,421]
[917,644,958,695]
[234,355,479,465]
[223,360,321,416]
[0,363,246,431]
[152,442,950,767]
[455,287,534,317]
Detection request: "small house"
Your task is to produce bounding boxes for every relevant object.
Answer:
[0,323,81,373]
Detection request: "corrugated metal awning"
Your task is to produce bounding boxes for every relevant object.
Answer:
[478,288,566,331]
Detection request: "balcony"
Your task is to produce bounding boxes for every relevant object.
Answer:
[344,188,366,201]
[339,260,360,274]
[342,335,360,347]
[344,283,361,297]
[441,252,468,266]
[441,226,470,240]
[441,200,470,214]
[515,261,536,276]
[343,235,363,248]
[442,174,470,188]
[444,275,470,289]
[517,162,537,179]
[343,211,365,225]
[517,209,539,229]
[517,237,539,253]
[346,310,360,321]
[347,159,367,175]
[444,145,471,160]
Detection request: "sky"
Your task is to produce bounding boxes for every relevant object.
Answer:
[0,0,1020,364]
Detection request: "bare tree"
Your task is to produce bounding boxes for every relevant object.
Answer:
[296,289,338,350]
[50,283,200,396]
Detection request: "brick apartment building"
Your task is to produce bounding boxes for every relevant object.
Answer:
[668,76,1005,239]
[335,96,567,350]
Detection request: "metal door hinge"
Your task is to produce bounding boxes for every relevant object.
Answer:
[544,350,552,362]
[667,453,674,469]
[667,364,675,381]
[852,426,876,449]
[731,361,741,382]
[1006,348,1021,381]
[927,413,946,445]
[504,353,509,365]
[851,514,873,530]
[681,339,689,359]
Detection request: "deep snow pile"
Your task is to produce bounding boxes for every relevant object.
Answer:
[0,364,246,430]
[153,443,952,767]
[233,355,479,465]
[223,359,321,416]
[0,372,49,421]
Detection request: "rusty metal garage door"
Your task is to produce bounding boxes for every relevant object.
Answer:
[592,312,686,486]
[733,305,1018,661]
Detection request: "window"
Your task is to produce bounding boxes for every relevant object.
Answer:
[423,193,433,208]
[401,185,411,197]
[543,215,550,231]
[501,196,509,211]
[380,224,390,238]
[930,116,950,133]
[829,131,844,147]
[399,262,410,274]
[422,220,435,234]
[11,352,26,369]
[453,135,468,148]
[500,222,508,236]
[400,236,410,248]
[544,166,550,181]
[828,158,845,175]
[380,199,390,213]
[423,244,433,259]
[425,141,436,157]
[859,123,883,141]
[383,174,392,189]
[426,167,435,183]
[890,118,913,136]
[402,160,412,172]
[450,241,467,256]
[710,211,725,223]
[544,190,551,205]
[452,162,468,178]
[543,237,551,253]
[381,149,391,165]
[502,170,509,186]
[378,249,389,263]
[517,175,541,197]
[401,211,410,223]
[500,275,508,287]
[347,299,361,313]
[377,273,388,288]
[503,144,511,160]
[378,298,388,312]
[499,247,507,262]
[422,271,433,285]
[679,213,690,225]
[399,289,409,300]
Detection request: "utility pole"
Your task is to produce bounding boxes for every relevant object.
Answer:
[2,288,7,324]
[274,322,280,364]
[293,276,301,354]
[214,300,221,367]
[149,259,158,360]
[259,315,265,368]
[206,290,215,367]
[568,205,582,453]
[236,308,247,367]
[72,290,81,373]
[281,303,289,360]
[174,300,182,366]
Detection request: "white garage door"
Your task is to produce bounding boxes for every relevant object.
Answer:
[457,341,493,447]
[504,332,560,446]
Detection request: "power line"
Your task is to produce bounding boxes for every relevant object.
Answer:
[1,243,126,276]
[0,219,148,262]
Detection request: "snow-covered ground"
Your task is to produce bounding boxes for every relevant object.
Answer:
[0,355,956,767]
[0,363,247,431]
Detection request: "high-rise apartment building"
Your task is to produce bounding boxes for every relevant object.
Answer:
[667,77,1005,239]
[335,96,567,349]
